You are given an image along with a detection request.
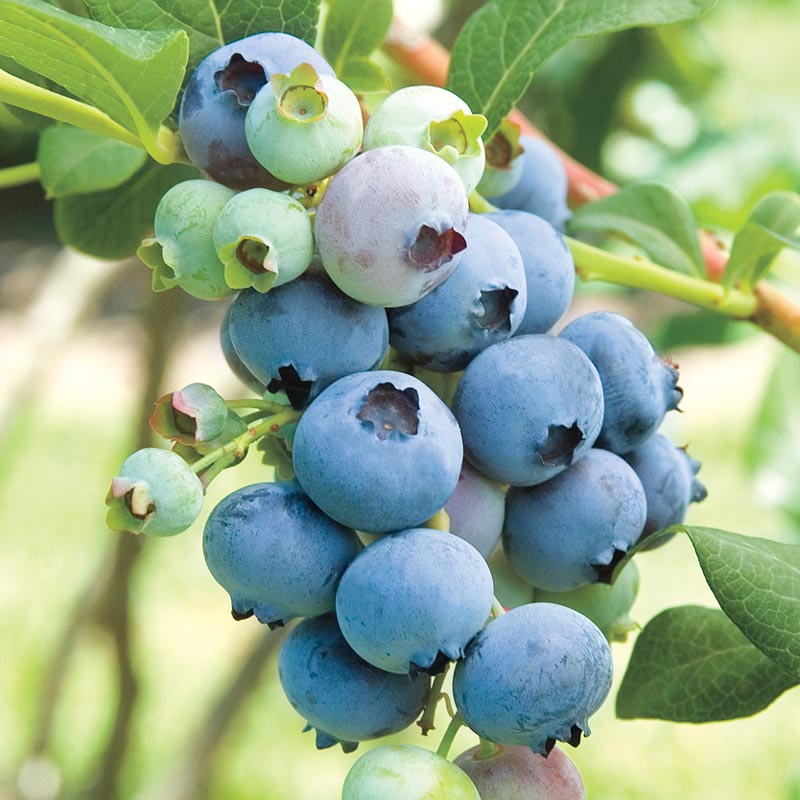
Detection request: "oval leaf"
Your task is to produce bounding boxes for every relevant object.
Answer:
[85,0,322,71]
[37,124,147,198]
[54,162,199,260]
[0,0,188,142]
[724,191,800,291]
[338,56,390,93]
[617,605,797,722]
[446,0,717,139]
[686,526,800,679]
[568,182,705,276]
[321,0,393,74]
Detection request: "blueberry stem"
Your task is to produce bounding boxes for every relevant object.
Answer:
[435,712,463,759]
[477,737,502,759]
[0,67,186,164]
[417,664,450,734]
[225,398,292,413]
[567,236,759,318]
[468,190,498,214]
[491,597,506,618]
[425,507,451,531]
[198,452,236,490]
[189,409,300,474]
[0,161,40,189]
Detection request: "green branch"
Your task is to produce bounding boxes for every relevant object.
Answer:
[566,236,758,318]
[0,161,40,189]
[0,68,185,164]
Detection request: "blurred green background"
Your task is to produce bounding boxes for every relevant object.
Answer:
[1,0,800,798]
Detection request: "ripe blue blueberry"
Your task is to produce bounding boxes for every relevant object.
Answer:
[278,614,430,752]
[178,33,334,189]
[363,85,487,193]
[202,482,361,627]
[315,146,469,307]
[452,335,604,486]
[503,449,647,591]
[219,303,267,395]
[387,213,527,371]
[445,461,506,559]
[292,370,463,533]
[335,527,494,675]
[213,187,314,292]
[245,63,363,185]
[486,209,575,334]
[138,179,234,300]
[105,448,203,537]
[227,270,388,409]
[453,603,613,755]
[624,433,707,545]
[560,312,682,454]
[487,135,571,231]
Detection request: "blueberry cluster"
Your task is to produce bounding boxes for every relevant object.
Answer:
[105,30,708,799]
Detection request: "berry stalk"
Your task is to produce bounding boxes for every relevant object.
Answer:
[0,160,40,189]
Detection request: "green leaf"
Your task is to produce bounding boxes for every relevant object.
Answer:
[85,0,322,71]
[685,526,800,678]
[568,182,705,276]
[616,606,797,722]
[54,161,199,260]
[724,192,800,291]
[0,0,188,147]
[338,56,389,93]
[37,124,147,198]
[745,352,800,525]
[321,0,393,74]
[446,0,716,139]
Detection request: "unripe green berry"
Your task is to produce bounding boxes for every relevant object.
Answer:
[212,188,314,292]
[150,383,228,445]
[105,448,204,537]
[476,120,525,197]
[245,62,363,185]
[138,180,234,300]
[364,85,487,193]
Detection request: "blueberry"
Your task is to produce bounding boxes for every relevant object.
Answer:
[213,188,314,292]
[202,482,361,627]
[475,120,525,198]
[245,63,363,185]
[315,146,469,307]
[292,370,463,533]
[534,561,641,643]
[387,213,527,371]
[487,546,534,610]
[227,270,389,409]
[137,179,235,300]
[624,433,707,547]
[336,527,494,675]
[453,603,613,755]
[454,743,586,800]
[560,312,682,454]
[150,382,228,445]
[178,33,334,189]
[445,462,506,559]
[278,614,430,752]
[363,85,487,193]
[219,303,267,395]
[486,209,575,334]
[342,745,480,800]
[105,448,203,537]
[452,335,604,486]
[503,449,647,591]
[488,135,571,231]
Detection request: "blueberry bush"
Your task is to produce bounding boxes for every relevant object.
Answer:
[1,0,799,798]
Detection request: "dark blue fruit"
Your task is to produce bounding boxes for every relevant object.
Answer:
[560,312,682,454]
[278,614,430,752]
[179,33,334,189]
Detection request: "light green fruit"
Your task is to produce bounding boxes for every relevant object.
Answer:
[245,62,363,185]
[342,745,480,800]
[476,120,525,198]
[105,448,204,537]
[488,545,534,610]
[138,179,234,300]
[213,188,314,292]
[533,561,640,643]
[363,85,487,193]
